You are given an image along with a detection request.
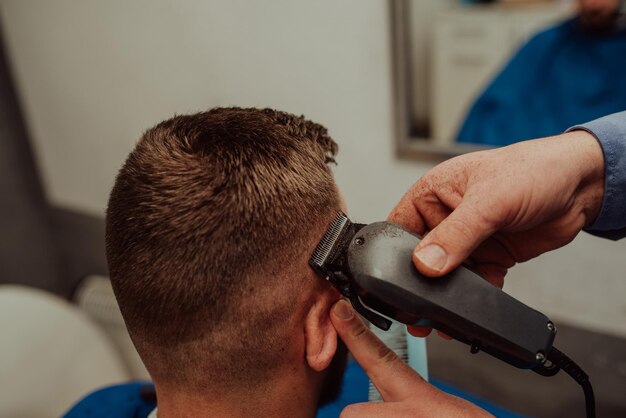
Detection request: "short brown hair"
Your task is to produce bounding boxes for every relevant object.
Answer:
[106,107,340,390]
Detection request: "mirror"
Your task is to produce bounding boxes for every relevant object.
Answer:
[392,0,577,160]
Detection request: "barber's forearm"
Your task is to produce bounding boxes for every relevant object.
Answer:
[567,111,626,238]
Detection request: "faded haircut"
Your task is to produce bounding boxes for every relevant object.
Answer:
[106,107,340,390]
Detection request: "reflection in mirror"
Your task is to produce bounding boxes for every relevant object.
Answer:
[394,0,626,160]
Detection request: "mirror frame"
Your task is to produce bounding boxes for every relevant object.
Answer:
[390,0,487,162]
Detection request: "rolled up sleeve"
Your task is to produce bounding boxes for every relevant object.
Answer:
[567,111,626,240]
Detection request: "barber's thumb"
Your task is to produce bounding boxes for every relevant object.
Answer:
[413,205,492,277]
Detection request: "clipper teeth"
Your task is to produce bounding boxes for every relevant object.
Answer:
[310,212,349,269]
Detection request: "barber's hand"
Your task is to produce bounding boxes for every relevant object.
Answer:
[330,299,492,417]
[388,131,605,337]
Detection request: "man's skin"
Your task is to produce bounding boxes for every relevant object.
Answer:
[578,0,623,32]
[154,252,343,418]
[330,130,606,416]
[155,199,352,418]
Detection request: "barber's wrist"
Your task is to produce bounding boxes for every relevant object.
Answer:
[565,130,605,227]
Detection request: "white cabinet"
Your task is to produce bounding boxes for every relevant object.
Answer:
[430,4,574,144]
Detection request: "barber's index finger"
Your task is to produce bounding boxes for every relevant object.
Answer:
[330,300,431,402]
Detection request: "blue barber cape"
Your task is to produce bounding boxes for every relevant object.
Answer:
[457,18,626,146]
[63,360,370,418]
[64,360,524,418]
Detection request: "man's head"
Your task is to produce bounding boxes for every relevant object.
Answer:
[106,108,346,406]
[578,0,623,33]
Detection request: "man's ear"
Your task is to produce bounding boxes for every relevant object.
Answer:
[304,289,340,372]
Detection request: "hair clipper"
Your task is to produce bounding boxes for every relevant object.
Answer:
[309,211,558,373]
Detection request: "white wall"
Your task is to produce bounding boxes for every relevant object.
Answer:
[0,0,426,218]
[1,0,625,338]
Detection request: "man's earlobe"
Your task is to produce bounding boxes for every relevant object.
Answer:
[304,293,339,372]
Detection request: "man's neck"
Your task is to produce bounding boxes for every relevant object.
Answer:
[154,368,322,418]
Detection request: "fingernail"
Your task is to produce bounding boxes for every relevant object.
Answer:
[414,244,447,272]
[333,300,354,320]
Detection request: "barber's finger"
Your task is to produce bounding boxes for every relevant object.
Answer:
[436,331,453,340]
[340,387,492,418]
[473,263,506,289]
[387,187,427,235]
[330,300,430,402]
[340,401,422,418]
[413,201,497,277]
[339,396,493,418]
[407,326,431,338]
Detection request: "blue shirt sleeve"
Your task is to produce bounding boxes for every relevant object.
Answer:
[567,111,626,240]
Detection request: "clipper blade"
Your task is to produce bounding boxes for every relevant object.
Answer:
[309,212,393,331]
[309,211,350,277]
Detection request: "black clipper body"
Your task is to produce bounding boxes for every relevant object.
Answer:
[310,212,557,372]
